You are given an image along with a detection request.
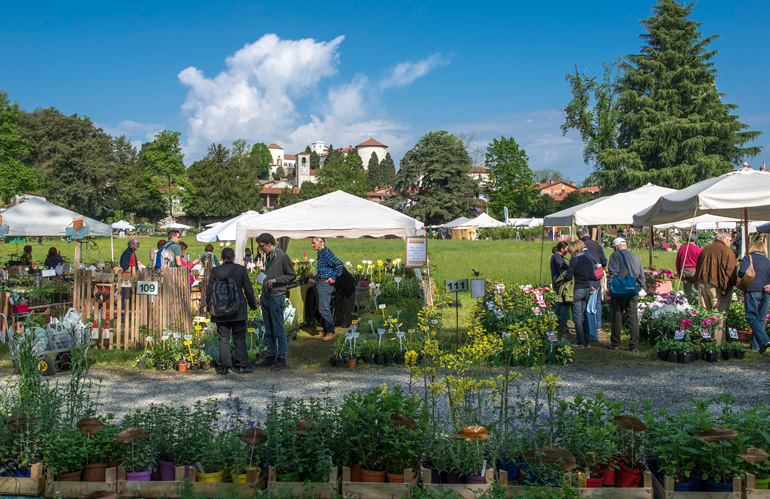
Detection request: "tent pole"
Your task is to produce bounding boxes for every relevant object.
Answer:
[111,236,114,263]
[648,226,653,267]
[743,208,749,258]
[538,228,546,285]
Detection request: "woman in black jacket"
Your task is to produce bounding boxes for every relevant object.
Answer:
[738,239,770,352]
[206,248,258,375]
[563,240,595,348]
[550,241,570,333]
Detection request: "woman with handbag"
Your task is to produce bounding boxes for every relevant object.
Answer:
[550,241,570,334]
[738,238,770,352]
[563,240,594,348]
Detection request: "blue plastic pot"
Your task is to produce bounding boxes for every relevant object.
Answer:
[705,479,733,492]
[497,458,520,480]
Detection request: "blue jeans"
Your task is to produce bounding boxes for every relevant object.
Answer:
[572,288,591,346]
[555,302,570,331]
[744,291,770,350]
[316,281,336,335]
[261,294,287,359]
[586,289,601,341]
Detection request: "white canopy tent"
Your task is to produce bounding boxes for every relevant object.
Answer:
[197,211,259,242]
[460,213,506,228]
[160,222,192,230]
[111,220,135,230]
[507,217,544,228]
[234,190,424,262]
[440,216,471,229]
[205,221,223,228]
[1,197,113,264]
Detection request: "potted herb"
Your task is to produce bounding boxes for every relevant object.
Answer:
[614,415,648,487]
[44,426,88,481]
[114,428,155,482]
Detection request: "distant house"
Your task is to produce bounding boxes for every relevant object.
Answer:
[10,193,46,206]
[367,187,396,204]
[469,166,489,188]
[259,180,298,209]
[538,181,601,201]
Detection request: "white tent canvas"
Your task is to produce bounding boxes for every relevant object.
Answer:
[544,184,676,227]
[634,169,770,226]
[160,222,191,230]
[441,217,471,229]
[507,217,544,228]
[197,211,259,242]
[460,213,506,228]
[1,198,112,237]
[111,220,135,230]
[234,190,424,261]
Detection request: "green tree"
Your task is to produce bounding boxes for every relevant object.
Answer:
[560,189,594,210]
[304,145,311,153]
[366,153,382,188]
[113,135,164,218]
[309,150,320,170]
[0,91,38,202]
[19,107,115,217]
[232,139,249,158]
[380,152,397,187]
[565,1,761,191]
[484,137,538,218]
[248,142,272,180]
[533,168,568,184]
[316,151,369,196]
[390,131,478,225]
[531,194,560,218]
[274,165,285,180]
[141,130,187,216]
[275,187,301,208]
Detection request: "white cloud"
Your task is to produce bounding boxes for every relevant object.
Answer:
[96,120,163,146]
[380,53,449,89]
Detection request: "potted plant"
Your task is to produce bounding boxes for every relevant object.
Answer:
[233,428,266,483]
[198,351,212,370]
[703,340,719,363]
[77,417,119,482]
[45,426,88,481]
[693,427,741,492]
[114,428,155,482]
[614,415,648,487]
[196,433,228,482]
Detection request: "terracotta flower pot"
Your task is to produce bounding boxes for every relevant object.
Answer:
[82,463,109,482]
[586,477,604,488]
[350,463,363,482]
[361,469,386,483]
[387,472,404,483]
[178,362,187,372]
[346,357,357,368]
[54,469,83,481]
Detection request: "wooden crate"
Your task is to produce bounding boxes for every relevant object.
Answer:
[46,466,117,498]
[577,472,654,498]
[0,463,44,496]
[651,474,741,499]
[421,468,515,498]
[341,466,418,499]
[267,466,339,498]
[745,474,770,498]
[117,466,265,499]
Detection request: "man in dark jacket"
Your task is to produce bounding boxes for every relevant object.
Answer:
[119,237,141,272]
[695,232,738,345]
[206,247,258,375]
[578,228,606,341]
[607,238,646,352]
[254,233,296,371]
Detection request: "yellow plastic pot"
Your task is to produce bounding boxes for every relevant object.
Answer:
[197,469,225,482]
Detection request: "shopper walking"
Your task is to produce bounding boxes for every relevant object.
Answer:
[738,239,770,352]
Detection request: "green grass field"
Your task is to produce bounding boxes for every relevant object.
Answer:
[3,236,682,370]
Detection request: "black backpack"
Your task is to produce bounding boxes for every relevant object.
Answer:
[207,265,242,318]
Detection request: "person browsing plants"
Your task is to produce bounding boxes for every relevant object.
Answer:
[254,233,296,371]
[606,237,646,352]
[738,238,770,353]
[311,236,343,341]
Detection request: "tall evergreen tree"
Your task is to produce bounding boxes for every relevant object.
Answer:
[566,0,760,192]
[390,131,478,225]
[380,152,397,187]
[484,137,538,218]
[366,152,381,188]
[309,150,320,170]
[316,151,369,196]
[0,91,38,202]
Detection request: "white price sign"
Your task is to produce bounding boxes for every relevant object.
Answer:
[405,236,427,268]
[445,279,468,292]
[136,281,159,295]
[41,269,56,277]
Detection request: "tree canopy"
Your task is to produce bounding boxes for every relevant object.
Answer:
[0,92,38,203]
[390,131,478,225]
[484,137,538,219]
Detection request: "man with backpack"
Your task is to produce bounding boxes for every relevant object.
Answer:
[606,238,646,352]
[155,230,183,268]
[206,247,258,375]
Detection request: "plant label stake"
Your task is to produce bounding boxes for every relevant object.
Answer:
[184,340,194,363]
[173,332,181,340]
[377,328,386,347]
[396,330,405,352]
[394,277,401,291]
[145,336,153,353]
[729,328,738,339]
[379,303,386,320]
[351,332,359,355]
[674,330,685,340]
[261,325,266,341]
[396,310,401,322]
[368,319,375,335]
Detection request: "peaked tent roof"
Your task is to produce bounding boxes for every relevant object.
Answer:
[111,220,135,230]
[441,216,471,229]
[234,190,424,261]
[460,213,507,228]
[544,184,677,227]
[160,222,191,229]
[1,198,112,237]
[634,169,770,226]
[197,211,260,242]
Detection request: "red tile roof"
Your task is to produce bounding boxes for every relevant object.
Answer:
[580,186,601,194]
[356,138,387,148]
[267,143,282,149]
[284,154,296,160]
[260,186,299,195]
[469,166,488,174]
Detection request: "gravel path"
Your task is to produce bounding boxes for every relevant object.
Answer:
[46,359,770,420]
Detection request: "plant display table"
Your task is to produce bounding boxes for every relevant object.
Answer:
[577,472,653,498]
[116,466,263,498]
[340,466,417,498]
[744,474,770,498]
[421,468,507,498]
[0,463,44,496]
[46,466,117,498]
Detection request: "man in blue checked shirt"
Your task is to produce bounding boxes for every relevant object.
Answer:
[311,236,343,340]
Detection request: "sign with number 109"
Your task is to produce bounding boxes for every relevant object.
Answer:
[137,281,159,295]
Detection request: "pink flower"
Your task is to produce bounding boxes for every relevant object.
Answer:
[545,302,551,306]
[681,318,693,329]
[689,310,698,316]
[701,319,713,328]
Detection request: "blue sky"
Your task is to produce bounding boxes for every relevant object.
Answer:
[2,0,768,182]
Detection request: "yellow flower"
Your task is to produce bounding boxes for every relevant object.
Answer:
[379,383,388,395]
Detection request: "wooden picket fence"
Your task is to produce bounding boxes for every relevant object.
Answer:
[73,267,194,350]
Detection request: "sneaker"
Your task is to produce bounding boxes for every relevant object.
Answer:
[271,359,287,371]
[761,343,770,354]
[570,343,584,348]
[235,367,253,374]
[321,333,337,341]
[216,367,229,375]
[629,348,640,353]
[607,345,622,350]
[256,356,275,368]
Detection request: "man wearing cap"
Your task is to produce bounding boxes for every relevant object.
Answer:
[694,232,738,345]
[607,237,646,351]
[676,233,701,294]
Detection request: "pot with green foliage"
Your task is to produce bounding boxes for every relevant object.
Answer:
[114,428,155,482]
[45,426,88,481]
